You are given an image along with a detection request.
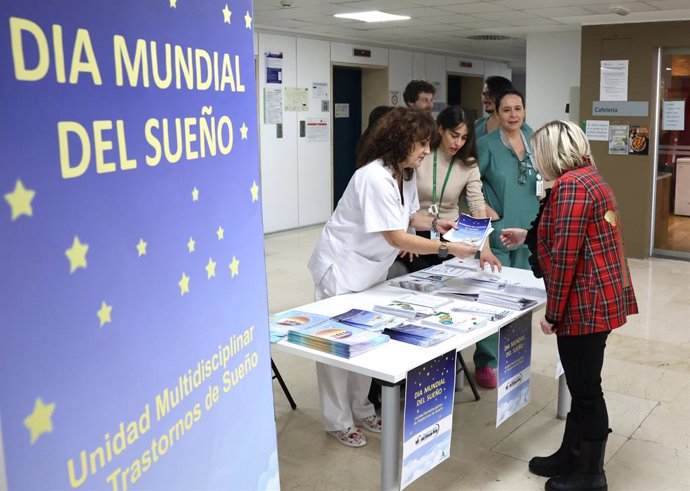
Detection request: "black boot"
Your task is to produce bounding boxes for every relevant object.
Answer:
[529,413,579,477]
[545,438,608,491]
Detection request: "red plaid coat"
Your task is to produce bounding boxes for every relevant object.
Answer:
[537,164,638,335]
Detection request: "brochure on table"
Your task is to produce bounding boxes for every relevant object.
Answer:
[0,2,279,490]
[496,315,533,427]
[401,350,456,489]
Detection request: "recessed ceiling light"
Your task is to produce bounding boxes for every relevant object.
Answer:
[334,11,411,23]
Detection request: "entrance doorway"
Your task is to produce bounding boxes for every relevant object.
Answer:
[654,49,690,258]
[331,65,388,208]
[447,73,483,123]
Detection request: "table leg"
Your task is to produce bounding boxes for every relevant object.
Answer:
[556,374,571,420]
[380,383,401,491]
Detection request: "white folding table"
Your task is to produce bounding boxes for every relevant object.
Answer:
[272,266,546,491]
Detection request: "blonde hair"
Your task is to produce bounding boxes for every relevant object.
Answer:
[531,120,594,181]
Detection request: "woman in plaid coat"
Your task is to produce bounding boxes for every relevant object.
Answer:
[501,120,638,491]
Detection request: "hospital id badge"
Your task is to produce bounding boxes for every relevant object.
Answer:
[428,203,439,215]
[536,174,544,197]
[430,228,439,240]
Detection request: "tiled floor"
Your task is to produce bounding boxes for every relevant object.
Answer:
[266,225,690,491]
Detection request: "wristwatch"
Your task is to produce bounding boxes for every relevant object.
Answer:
[438,244,449,258]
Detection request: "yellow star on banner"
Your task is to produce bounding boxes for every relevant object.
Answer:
[229,256,240,278]
[97,301,112,327]
[178,272,190,296]
[205,258,217,279]
[244,11,252,29]
[4,179,36,221]
[250,181,259,202]
[192,186,199,202]
[170,0,177,8]
[65,236,88,273]
[222,4,232,24]
[240,122,249,140]
[136,238,147,257]
[24,398,55,445]
[187,237,195,253]
[216,226,224,240]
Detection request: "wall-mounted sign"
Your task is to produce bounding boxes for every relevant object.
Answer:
[600,60,628,101]
[592,101,649,117]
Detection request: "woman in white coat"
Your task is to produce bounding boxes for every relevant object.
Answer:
[308,108,478,447]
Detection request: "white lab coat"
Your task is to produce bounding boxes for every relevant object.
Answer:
[308,159,419,431]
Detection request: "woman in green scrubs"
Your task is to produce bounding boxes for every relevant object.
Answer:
[474,88,542,388]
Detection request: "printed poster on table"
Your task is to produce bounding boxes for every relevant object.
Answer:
[0,2,280,490]
[497,316,532,427]
[401,350,456,489]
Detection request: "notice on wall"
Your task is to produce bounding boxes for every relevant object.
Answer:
[264,87,283,124]
[265,51,283,84]
[585,120,610,141]
[311,82,328,99]
[284,87,309,112]
[629,126,649,155]
[401,350,456,489]
[306,118,329,142]
[390,90,401,106]
[0,1,279,490]
[497,315,532,427]
[334,103,349,118]
[663,100,685,131]
[600,60,629,101]
[609,124,630,155]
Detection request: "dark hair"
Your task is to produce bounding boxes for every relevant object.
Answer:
[435,106,477,165]
[495,88,525,111]
[403,80,435,106]
[356,107,436,182]
[356,106,394,162]
[484,76,513,101]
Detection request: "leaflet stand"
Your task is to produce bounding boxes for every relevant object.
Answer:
[457,352,480,401]
[271,358,297,410]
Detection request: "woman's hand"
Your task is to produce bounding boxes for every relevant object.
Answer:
[434,218,457,235]
[448,242,478,260]
[479,249,502,273]
[485,205,501,221]
[399,250,418,262]
[500,228,528,248]
[539,317,556,335]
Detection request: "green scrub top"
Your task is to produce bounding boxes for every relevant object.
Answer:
[477,128,540,269]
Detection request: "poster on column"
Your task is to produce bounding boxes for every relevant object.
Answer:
[401,350,456,489]
[0,2,280,490]
[496,315,532,427]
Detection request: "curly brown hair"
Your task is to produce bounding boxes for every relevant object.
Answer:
[355,107,436,181]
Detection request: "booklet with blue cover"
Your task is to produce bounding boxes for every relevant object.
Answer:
[383,324,455,347]
[287,320,390,358]
[442,214,493,249]
[269,309,329,343]
[331,309,404,331]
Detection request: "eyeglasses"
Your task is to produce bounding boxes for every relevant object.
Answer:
[518,155,532,185]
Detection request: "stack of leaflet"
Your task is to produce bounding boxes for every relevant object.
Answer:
[421,311,488,333]
[373,301,436,320]
[287,320,389,358]
[442,214,493,249]
[477,291,538,310]
[383,324,455,347]
[388,274,445,292]
[331,309,405,332]
[269,309,330,343]
[504,282,548,299]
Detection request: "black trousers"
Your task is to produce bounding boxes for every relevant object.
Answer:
[557,331,610,441]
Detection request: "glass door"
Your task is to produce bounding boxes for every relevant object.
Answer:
[655,49,690,258]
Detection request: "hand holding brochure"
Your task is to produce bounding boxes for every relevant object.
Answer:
[442,214,493,249]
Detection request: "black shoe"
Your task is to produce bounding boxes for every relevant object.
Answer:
[545,438,608,491]
[529,413,579,477]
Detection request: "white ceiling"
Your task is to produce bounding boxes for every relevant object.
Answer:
[253,0,690,71]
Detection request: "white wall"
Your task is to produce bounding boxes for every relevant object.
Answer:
[257,31,513,233]
[526,30,582,130]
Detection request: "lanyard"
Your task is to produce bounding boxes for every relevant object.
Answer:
[432,149,455,213]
